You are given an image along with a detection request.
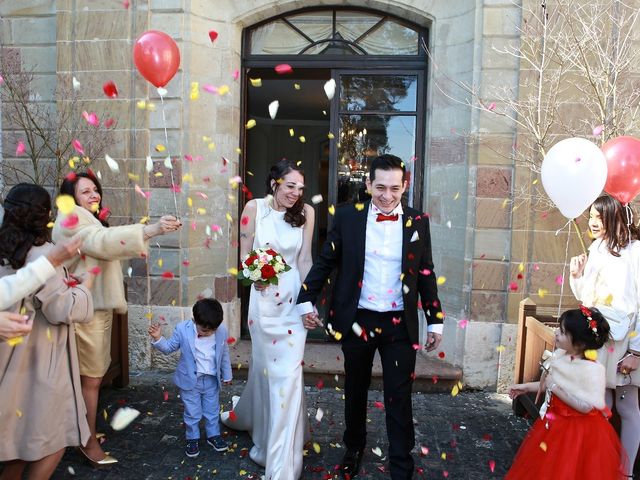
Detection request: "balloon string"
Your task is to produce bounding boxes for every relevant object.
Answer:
[159,91,180,217]
[555,218,572,236]
[625,204,633,240]
[557,221,572,318]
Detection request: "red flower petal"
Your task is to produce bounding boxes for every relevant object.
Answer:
[228,410,237,422]
[103,81,118,98]
[161,271,174,279]
[61,213,79,229]
[208,30,218,42]
[226,337,236,345]
[274,64,293,74]
[89,266,102,275]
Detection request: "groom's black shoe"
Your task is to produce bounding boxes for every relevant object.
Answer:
[341,449,364,479]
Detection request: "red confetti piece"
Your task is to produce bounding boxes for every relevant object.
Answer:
[432,375,439,383]
[103,81,118,98]
[16,140,25,155]
[61,213,79,229]
[392,317,401,325]
[89,266,102,275]
[275,64,293,74]
[488,460,496,472]
[163,390,169,401]
[483,433,493,441]
[227,337,236,345]
[241,216,249,226]
[509,281,518,292]
[82,111,100,126]
[182,260,190,266]
[438,351,445,359]
[104,118,116,128]
[98,207,111,222]
[65,172,77,182]
[516,273,523,280]
[64,278,80,287]
[373,401,384,410]
[412,344,422,351]
[228,410,237,422]
[161,271,174,279]
[316,378,324,390]
[208,30,218,42]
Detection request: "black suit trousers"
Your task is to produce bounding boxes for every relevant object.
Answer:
[341,309,417,480]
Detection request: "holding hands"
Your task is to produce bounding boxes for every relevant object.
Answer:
[302,309,323,330]
[570,254,587,279]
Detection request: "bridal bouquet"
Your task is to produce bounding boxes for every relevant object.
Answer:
[237,247,291,286]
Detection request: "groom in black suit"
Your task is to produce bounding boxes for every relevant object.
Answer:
[297,154,443,479]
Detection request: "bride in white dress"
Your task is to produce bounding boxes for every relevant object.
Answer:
[222,160,315,480]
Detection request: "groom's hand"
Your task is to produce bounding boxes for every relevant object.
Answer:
[302,312,323,329]
[425,332,442,352]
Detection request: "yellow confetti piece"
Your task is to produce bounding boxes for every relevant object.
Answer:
[226,213,233,222]
[68,158,76,169]
[603,293,613,306]
[539,441,547,452]
[197,208,206,215]
[228,268,238,275]
[208,142,216,151]
[20,306,26,315]
[146,102,156,111]
[584,349,598,360]
[103,409,108,421]
[246,119,256,129]
[47,221,54,229]
[400,273,405,281]
[328,205,335,216]
[453,192,460,200]
[218,85,230,95]
[334,332,343,341]
[82,156,91,164]
[441,453,447,460]
[136,99,147,109]
[451,384,459,396]
[405,218,412,227]
[90,203,100,212]
[294,83,301,90]
[155,144,166,152]
[127,172,140,181]
[56,195,76,215]
[299,136,306,143]
[183,173,194,183]
[289,128,295,137]
[437,276,446,285]
[154,172,164,177]
[187,197,193,208]
[327,132,335,139]
[538,288,548,299]
[144,312,153,319]
[630,331,637,338]
[436,311,444,319]
[239,470,247,476]
[202,136,211,142]
[355,203,365,211]
[6,336,24,347]
[16,409,22,418]
[236,147,242,154]
[496,345,506,353]
[158,258,164,268]
[249,78,262,87]
[139,216,150,224]
[313,443,321,454]
[190,82,199,100]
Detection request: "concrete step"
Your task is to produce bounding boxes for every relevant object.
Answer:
[227,340,463,394]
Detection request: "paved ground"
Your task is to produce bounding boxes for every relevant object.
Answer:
[51,371,530,479]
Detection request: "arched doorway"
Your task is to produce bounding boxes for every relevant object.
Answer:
[240,7,429,339]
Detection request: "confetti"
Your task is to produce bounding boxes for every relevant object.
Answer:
[208,30,218,42]
[72,76,80,90]
[315,408,324,422]
[6,336,24,347]
[275,64,293,74]
[539,441,547,452]
[246,119,257,129]
[487,102,496,111]
[268,100,279,119]
[61,213,79,229]
[103,81,118,98]
[436,276,446,285]
[593,125,604,136]
[104,154,120,172]
[250,78,262,87]
[584,349,598,360]
[110,406,140,431]
[56,195,76,215]
[312,442,321,453]
[324,79,336,100]
[372,446,383,457]
[488,460,496,472]
[218,85,230,95]
[82,111,100,126]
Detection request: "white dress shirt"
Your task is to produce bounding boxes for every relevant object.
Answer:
[358,203,404,312]
[194,333,216,375]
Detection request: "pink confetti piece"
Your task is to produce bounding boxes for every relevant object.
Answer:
[72,139,84,155]
[487,102,496,111]
[163,391,169,401]
[89,266,102,275]
[509,281,519,292]
[373,401,384,409]
[170,184,181,193]
[208,31,218,42]
[488,460,496,472]
[274,64,293,74]
[196,192,208,200]
[232,69,239,81]
[61,213,79,229]
[98,207,111,222]
[458,319,469,329]
[104,118,116,128]
[82,111,100,126]
[122,0,130,8]
[134,184,151,199]
[593,125,604,136]
[555,275,564,285]
[15,140,25,156]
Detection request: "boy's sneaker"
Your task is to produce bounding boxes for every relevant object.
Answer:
[185,440,200,458]
[207,435,229,452]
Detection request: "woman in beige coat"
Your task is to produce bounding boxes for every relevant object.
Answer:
[52,171,181,465]
[0,183,95,480]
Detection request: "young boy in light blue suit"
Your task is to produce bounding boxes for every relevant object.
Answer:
[149,298,233,458]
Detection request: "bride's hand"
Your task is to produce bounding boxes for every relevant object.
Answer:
[254,282,268,291]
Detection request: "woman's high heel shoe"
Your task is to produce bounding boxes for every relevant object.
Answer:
[78,447,118,466]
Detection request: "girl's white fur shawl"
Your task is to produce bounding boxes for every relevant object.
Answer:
[546,349,606,411]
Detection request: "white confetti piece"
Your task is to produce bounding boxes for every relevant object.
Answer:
[315,408,324,422]
[324,79,336,100]
[163,156,173,169]
[72,77,80,91]
[311,194,323,205]
[145,155,153,172]
[268,100,279,120]
[104,154,119,172]
[110,406,140,431]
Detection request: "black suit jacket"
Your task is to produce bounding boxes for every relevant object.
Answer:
[297,201,442,345]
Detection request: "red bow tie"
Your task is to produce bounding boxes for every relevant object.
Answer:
[376,213,399,222]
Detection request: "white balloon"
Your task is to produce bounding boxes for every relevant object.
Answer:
[541,137,607,219]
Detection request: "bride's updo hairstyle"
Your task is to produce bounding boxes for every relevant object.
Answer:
[265,159,306,228]
[0,183,52,269]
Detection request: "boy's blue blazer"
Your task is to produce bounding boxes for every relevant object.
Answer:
[152,320,233,390]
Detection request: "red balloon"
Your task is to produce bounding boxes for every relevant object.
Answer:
[602,136,640,205]
[133,30,180,88]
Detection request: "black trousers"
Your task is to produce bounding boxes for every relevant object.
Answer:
[341,309,417,480]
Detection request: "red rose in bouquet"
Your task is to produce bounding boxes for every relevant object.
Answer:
[237,247,291,286]
[261,264,276,280]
